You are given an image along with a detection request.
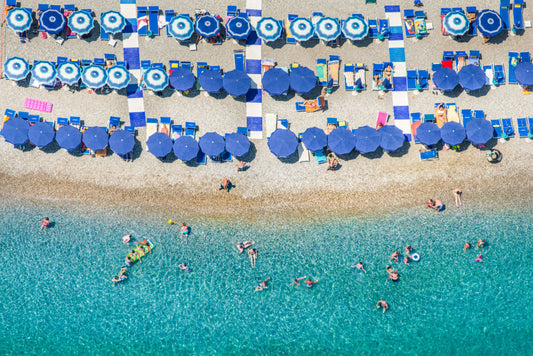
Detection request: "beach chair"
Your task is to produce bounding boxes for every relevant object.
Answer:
[125,126,136,136]
[407,70,418,90]
[314,148,327,164]
[355,64,366,91]
[159,117,171,136]
[17,111,29,120]
[234,50,245,71]
[145,118,158,144]
[171,124,182,140]
[509,52,520,84]
[513,0,524,32]
[327,117,338,128]
[372,63,383,91]
[417,70,429,90]
[483,65,494,85]
[502,118,514,137]
[466,7,477,36]
[29,115,40,125]
[403,10,416,38]
[411,112,422,143]
[443,51,454,62]
[493,64,505,85]
[528,118,533,137]
[344,64,355,90]
[455,51,467,71]
[185,122,196,138]
[378,19,389,40]
[440,8,451,35]
[431,63,442,72]
[148,6,159,36]
[368,19,379,38]
[277,118,289,129]
[461,109,472,127]
[376,112,388,128]
[196,150,207,165]
[491,119,503,138]
[474,110,485,120]
[420,149,438,161]
[137,6,148,36]
[424,114,436,123]
[520,52,531,63]
[109,116,120,130]
[285,14,297,44]
[70,116,80,129]
[165,10,175,37]
[517,118,528,137]
[316,58,328,86]
[237,126,248,136]
[414,12,428,37]
[327,55,340,87]
[297,134,310,163]
[446,103,460,123]
[169,60,180,71]
[57,117,69,128]
[468,54,480,67]
[265,113,277,138]
[181,61,192,71]
[500,0,511,30]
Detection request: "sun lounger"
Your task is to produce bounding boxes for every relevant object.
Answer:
[468,56,480,67]
[196,149,206,165]
[378,19,389,40]
[295,102,305,112]
[327,117,338,129]
[502,118,514,137]
[145,118,158,144]
[109,116,120,130]
[79,126,91,155]
[372,63,383,91]
[196,62,208,90]
[265,113,277,138]
[185,122,196,138]
[417,70,429,90]
[466,7,477,36]
[376,111,388,128]
[403,10,416,38]
[277,118,289,129]
[57,117,69,129]
[493,64,505,85]
[446,103,460,123]
[414,14,427,37]
[516,118,528,137]
[513,0,524,31]
[314,148,327,164]
[234,50,245,71]
[160,117,171,136]
[520,52,531,63]
[70,116,80,129]
[344,64,355,90]
[137,6,148,36]
[237,126,248,136]
[169,60,180,71]
[327,55,340,87]
[285,14,297,44]
[17,111,29,120]
[500,0,511,30]
[528,118,533,137]
[297,134,310,163]
[474,110,485,120]
[316,58,328,86]
[420,149,438,161]
[411,112,422,144]
[148,6,159,36]
[165,10,175,37]
[355,64,366,91]
[483,65,493,85]
[407,70,418,90]
[425,114,436,123]
[29,115,40,125]
[461,109,472,127]
[440,8,451,35]
[455,51,467,71]
[491,119,503,138]
[368,19,379,38]
[171,124,182,140]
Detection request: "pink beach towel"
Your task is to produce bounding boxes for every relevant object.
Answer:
[376,111,389,129]
[24,98,53,112]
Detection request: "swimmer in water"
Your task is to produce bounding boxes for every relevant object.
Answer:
[254,277,270,292]
[477,239,485,250]
[351,262,367,273]
[112,267,128,283]
[402,256,410,265]
[386,265,399,281]
[291,276,307,286]
[135,240,151,252]
[248,248,258,268]
[122,234,132,243]
[179,263,188,270]
[40,217,50,230]
[476,254,484,263]
[304,278,318,290]
[390,251,400,262]
[464,242,472,251]
[236,241,254,253]
[376,300,389,313]
[405,246,413,254]
[181,223,189,237]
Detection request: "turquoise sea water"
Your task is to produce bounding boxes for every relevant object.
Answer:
[1,203,532,355]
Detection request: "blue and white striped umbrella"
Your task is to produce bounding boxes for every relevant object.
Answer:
[67,11,94,35]
[168,16,194,41]
[315,17,341,41]
[39,9,66,34]
[3,57,29,81]
[342,16,368,40]
[6,8,32,32]
[289,17,314,41]
[255,17,282,42]
[57,61,81,85]
[476,10,504,37]
[100,11,126,34]
[31,61,57,85]
[143,67,169,91]
[107,65,130,89]
[226,16,251,39]
[195,15,220,38]
[81,64,108,89]
[443,11,469,36]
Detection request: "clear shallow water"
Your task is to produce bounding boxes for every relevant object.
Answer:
[1,203,532,355]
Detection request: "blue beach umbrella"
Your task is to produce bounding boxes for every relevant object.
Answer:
[289,66,317,94]
[341,15,368,41]
[301,127,327,152]
[28,122,55,147]
[195,15,220,38]
[143,67,168,92]
[55,125,81,151]
[173,135,199,161]
[476,10,503,37]
[514,62,533,86]
[31,61,57,85]
[198,69,223,93]
[466,118,493,145]
[440,122,466,146]
[82,127,108,151]
[354,126,380,154]
[226,16,251,40]
[268,129,298,158]
[315,17,341,41]
[1,117,29,146]
[262,68,290,95]
[225,133,250,157]
[109,130,135,155]
[458,64,486,91]
[379,125,405,152]
[168,16,194,41]
[199,132,225,156]
[39,9,65,34]
[255,17,282,42]
[6,8,32,32]
[146,133,172,157]
[223,70,251,96]
[57,62,81,85]
[67,11,94,35]
[3,57,29,81]
[106,65,130,89]
[328,128,356,155]
[416,122,441,146]
[432,67,459,91]
[100,11,126,34]
[81,65,108,89]
[169,68,196,91]
[289,17,314,41]
[443,11,469,36]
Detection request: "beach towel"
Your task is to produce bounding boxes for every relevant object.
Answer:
[24,98,53,112]
[265,113,277,138]
[447,105,460,123]
[376,112,389,128]
[344,71,355,88]
[137,16,148,32]
[355,68,365,89]
[404,18,416,36]
[327,60,340,86]
[435,107,448,127]
[415,18,427,36]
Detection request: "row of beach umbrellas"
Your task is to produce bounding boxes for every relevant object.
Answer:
[414,119,493,146]
[443,9,505,38]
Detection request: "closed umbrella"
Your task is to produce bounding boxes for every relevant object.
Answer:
[354,126,380,153]
[55,125,81,150]
[28,122,55,147]
[6,8,32,32]
[514,62,533,86]
[146,132,173,157]
[195,15,220,38]
[262,68,289,95]
[106,65,130,89]
[225,133,250,157]
[81,65,108,89]
[315,17,341,41]
[289,17,314,41]
[268,129,298,157]
[301,127,327,152]
[198,69,223,93]
[1,117,29,145]
[466,118,493,145]
[100,11,126,34]
[167,16,194,41]
[226,16,251,39]
[39,9,65,34]
[476,10,504,37]
[432,67,459,91]
[31,61,57,86]
[341,15,368,41]
[416,122,441,146]
[328,128,355,155]
[223,70,251,96]
[442,11,469,36]
[289,66,317,94]
[256,17,282,42]
[57,61,81,85]
[109,130,135,155]
[3,57,29,81]
[199,132,225,156]
[440,122,466,146]
[379,125,405,151]
[67,11,94,35]
[173,136,199,161]
[458,64,486,91]
[82,127,108,151]
[169,68,196,91]
[142,67,168,91]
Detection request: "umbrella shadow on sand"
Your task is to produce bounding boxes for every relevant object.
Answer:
[238,142,257,163]
[387,141,411,157]
[277,151,299,164]
[464,85,491,97]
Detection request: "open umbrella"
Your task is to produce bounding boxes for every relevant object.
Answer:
[67,11,94,35]
[223,70,251,96]
[354,126,380,153]
[147,132,172,157]
[195,15,220,38]
[289,17,314,41]
[416,122,441,146]
[109,130,134,155]
[82,127,108,151]
[289,66,317,94]
[57,61,81,85]
[167,15,194,41]
[225,133,250,157]
[443,11,469,36]
[476,10,504,37]
[262,68,290,95]
[39,9,65,34]
[106,65,130,89]
[55,125,81,150]
[315,17,341,41]
[169,68,196,91]
[440,122,466,146]
[173,136,199,161]
[432,67,459,91]
[6,8,32,32]
[458,64,486,91]
[1,117,29,145]
[466,118,493,145]
[514,62,533,86]
[301,127,327,152]
[199,132,225,156]
[81,65,108,89]
[31,61,57,85]
[143,67,168,92]
[28,122,55,147]
[226,16,251,39]
[341,15,368,41]
[3,57,29,81]
[100,11,126,34]
[379,125,405,151]
[268,129,298,158]
[255,17,282,42]
[198,69,223,93]
[328,128,355,155]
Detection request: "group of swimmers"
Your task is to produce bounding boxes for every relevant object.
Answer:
[464,239,486,263]
[112,239,152,284]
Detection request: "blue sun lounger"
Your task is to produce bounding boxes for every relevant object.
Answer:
[234,51,245,72]
[520,52,531,63]
[314,148,327,164]
[286,14,297,44]
[137,7,148,36]
[407,70,417,90]
[368,19,379,38]
[493,64,505,85]
[500,0,511,30]
[474,110,485,120]
[196,150,207,164]
[528,118,533,136]
[411,112,422,143]
[461,109,472,127]
[491,119,503,138]
[109,116,120,130]
[344,64,355,90]
[417,70,429,90]
[513,0,524,31]
[171,124,182,140]
[185,122,196,138]
[165,10,175,37]
[420,149,438,160]
[17,111,29,120]
[508,52,519,84]
[517,118,528,137]
[372,63,383,90]
[148,6,160,36]
[403,9,416,38]
[29,115,40,125]
[378,19,389,40]
[317,58,328,86]
[466,7,477,35]
[502,118,514,137]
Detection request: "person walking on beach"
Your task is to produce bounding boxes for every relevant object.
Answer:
[248,248,258,268]
[236,241,254,253]
[40,217,50,230]
[219,177,231,192]
[376,300,389,313]
[291,276,307,286]
[452,189,462,207]
[351,262,367,273]
[255,277,270,292]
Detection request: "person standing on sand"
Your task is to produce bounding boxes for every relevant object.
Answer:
[219,177,231,192]
[452,189,462,207]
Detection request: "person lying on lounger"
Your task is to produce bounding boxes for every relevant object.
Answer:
[302,88,327,112]
[435,104,447,127]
